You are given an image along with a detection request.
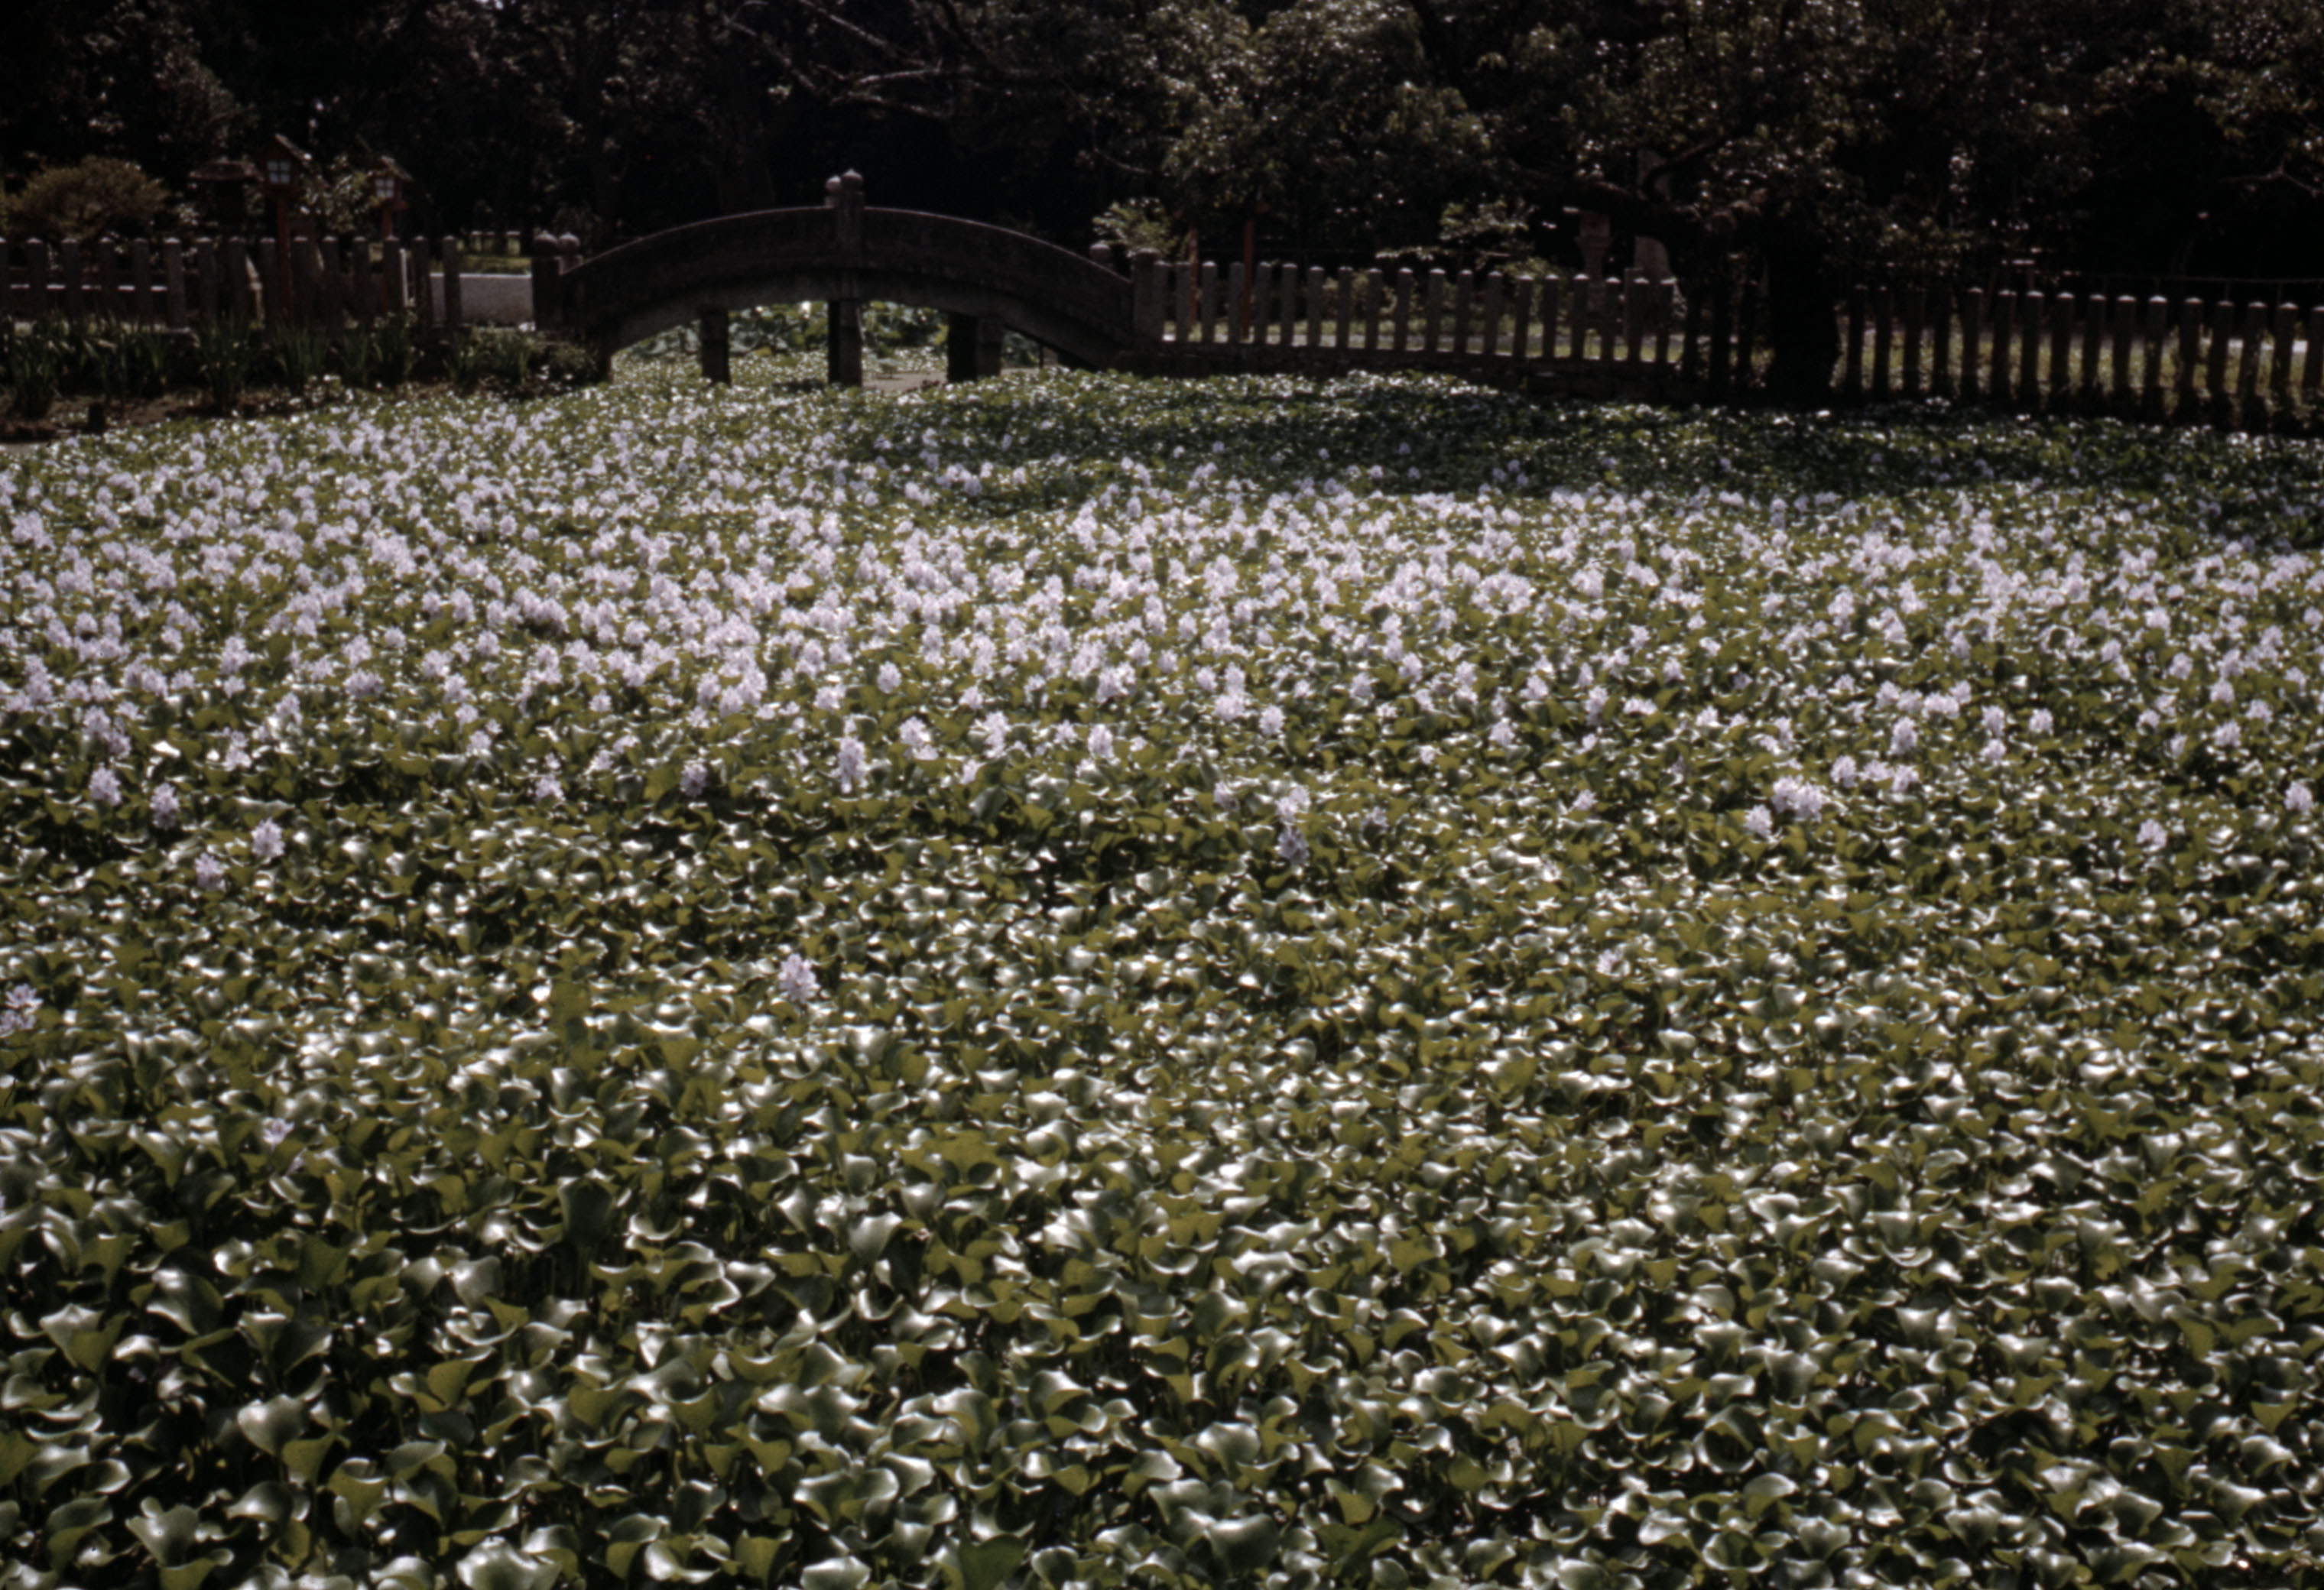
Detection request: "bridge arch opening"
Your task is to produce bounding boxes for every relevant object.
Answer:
[650,300,1057,388]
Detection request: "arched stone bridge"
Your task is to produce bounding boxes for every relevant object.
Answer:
[536,172,1134,382]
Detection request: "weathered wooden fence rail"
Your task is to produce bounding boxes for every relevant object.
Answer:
[1,232,577,333]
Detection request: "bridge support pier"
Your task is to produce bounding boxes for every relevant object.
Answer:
[828,299,863,388]
[947,313,1005,381]
[698,307,730,385]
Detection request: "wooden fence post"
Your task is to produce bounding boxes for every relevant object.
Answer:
[1988,287,2016,406]
[2017,291,2043,411]
[1538,275,1563,368]
[2075,292,2103,410]
[1651,279,1674,372]
[2108,295,2135,414]
[1843,285,1867,401]
[2234,300,2264,427]
[61,239,86,322]
[316,238,345,326]
[1481,272,1505,364]
[1871,287,1893,401]
[2042,290,2072,413]
[1900,289,1924,397]
[1332,265,1355,354]
[2302,305,2323,409]
[380,237,407,320]
[1393,268,1417,355]
[93,239,118,322]
[226,238,258,320]
[1362,269,1385,352]
[441,239,464,332]
[1450,271,1475,358]
[1306,265,1329,354]
[1511,276,1535,368]
[24,240,50,321]
[2139,297,2168,423]
[2206,299,2235,428]
[190,239,216,323]
[161,241,187,328]
[1569,273,1592,362]
[1958,289,1984,402]
[2269,303,2296,409]
[417,239,440,333]
[1677,281,1702,382]
[1930,290,1953,399]
[1131,253,1162,346]
[1623,271,1646,365]
[106,237,126,320]
[1224,262,1248,349]
[127,240,154,327]
[1734,278,1759,389]
[1421,270,1446,358]
[2175,298,2202,421]
[258,238,284,323]
[352,239,376,327]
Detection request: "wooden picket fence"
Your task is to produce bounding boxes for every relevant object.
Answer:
[8,227,2320,432]
[0,232,579,334]
[1124,258,2324,429]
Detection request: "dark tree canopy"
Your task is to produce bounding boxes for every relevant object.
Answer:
[6,0,2319,386]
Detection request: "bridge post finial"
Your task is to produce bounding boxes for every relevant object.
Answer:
[826,172,866,258]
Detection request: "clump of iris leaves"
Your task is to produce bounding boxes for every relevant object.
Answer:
[2,348,2323,1590]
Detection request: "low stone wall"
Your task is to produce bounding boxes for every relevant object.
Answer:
[432,273,531,327]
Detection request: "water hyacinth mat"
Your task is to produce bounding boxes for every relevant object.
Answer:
[4,360,2324,1590]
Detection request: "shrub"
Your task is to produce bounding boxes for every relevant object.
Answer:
[82,326,174,405]
[5,156,174,242]
[1092,196,1186,258]
[493,328,539,386]
[4,319,65,418]
[336,323,379,388]
[445,329,490,391]
[375,312,417,387]
[274,324,329,398]
[534,337,600,386]
[190,313,258,410]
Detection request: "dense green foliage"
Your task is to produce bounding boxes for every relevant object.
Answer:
[5,365,2324,1588]
[5,0,2321,290]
